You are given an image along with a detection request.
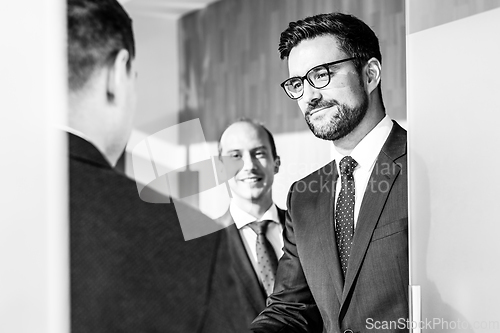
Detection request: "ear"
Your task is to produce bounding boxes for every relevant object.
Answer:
[106,49,130,102]
[364,57,382,95]
[273,156,281,174]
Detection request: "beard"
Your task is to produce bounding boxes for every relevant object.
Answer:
[304,93,369,141]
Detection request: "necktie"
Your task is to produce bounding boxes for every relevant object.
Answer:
[335,156,358,278]
[248,220,278,296]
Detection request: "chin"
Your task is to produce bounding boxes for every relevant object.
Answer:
[247,191,265,201]
[244,191,267,203]
[231,188,260,201]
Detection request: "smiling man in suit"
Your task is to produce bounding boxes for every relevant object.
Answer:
[251,13,408,333]
[205,119,285,332]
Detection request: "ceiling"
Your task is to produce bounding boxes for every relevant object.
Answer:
[119,0,221,18]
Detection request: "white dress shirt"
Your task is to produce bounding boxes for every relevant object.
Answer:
[229,202,284,277]
[331,115,393,228]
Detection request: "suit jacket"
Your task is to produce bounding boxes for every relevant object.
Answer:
[69,133,237,333]
[200,207,286,332]
[251,121,408,333]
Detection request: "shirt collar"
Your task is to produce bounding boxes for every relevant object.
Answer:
[332,115,393,172]
[229,201,279,230]
[58,125,93,143]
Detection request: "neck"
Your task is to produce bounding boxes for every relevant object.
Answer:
[333,105,385,155]
[69,98,123,167]
[233,195,273,219]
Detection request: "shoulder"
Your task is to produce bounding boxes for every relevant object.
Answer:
[215,209,233,226]
[298,160,335,184]
[214,210,239,242]
[384,120,407,156]
[276,206,287,226]
[287,160,335,197]
[380,120,407,170]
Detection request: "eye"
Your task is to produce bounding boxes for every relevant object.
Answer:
[229,152,241,159]
[286,78,303,91]
[255,150,267,158]
[311,68,330,82]
[291,80,302,90]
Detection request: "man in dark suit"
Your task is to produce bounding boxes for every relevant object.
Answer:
[251,13,408,333]
[67,1,237,332]
[202,119,285,332]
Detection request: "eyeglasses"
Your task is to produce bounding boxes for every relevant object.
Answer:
[280,57,356,100]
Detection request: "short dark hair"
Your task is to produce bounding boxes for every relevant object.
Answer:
[67,0,135,91]
[218,118,278,160]
[278,12,382,74]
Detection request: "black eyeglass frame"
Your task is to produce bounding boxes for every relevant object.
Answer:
[280,57,356,100]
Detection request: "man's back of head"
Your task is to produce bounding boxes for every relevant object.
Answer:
[67,0,137,166]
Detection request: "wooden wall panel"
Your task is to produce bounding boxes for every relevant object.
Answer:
[178,0,405,141]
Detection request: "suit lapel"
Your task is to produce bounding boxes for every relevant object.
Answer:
[222,212,266,313]
[221,206,300,313]
[316,162,345,303]
[341,121,407,305]
[277,208,286,228]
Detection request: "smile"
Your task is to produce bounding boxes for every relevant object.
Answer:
[240,176,262,183]
[310,105,335,117]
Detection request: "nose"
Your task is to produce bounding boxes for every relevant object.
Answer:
[241,152,257,171]
[301,79,321,108]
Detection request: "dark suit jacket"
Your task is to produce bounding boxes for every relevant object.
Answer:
[200,207,286,332]
[251,121,408,333]
[69,133,237,333]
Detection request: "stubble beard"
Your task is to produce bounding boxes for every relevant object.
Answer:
[304,93,369,142]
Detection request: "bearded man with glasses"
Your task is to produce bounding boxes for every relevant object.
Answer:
[251,12,408,333]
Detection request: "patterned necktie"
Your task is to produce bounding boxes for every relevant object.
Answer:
[248,220,278,296]
[335,156,358,277]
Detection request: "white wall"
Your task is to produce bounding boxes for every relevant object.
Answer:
[408,7,500,332]
[0,1,69,333]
